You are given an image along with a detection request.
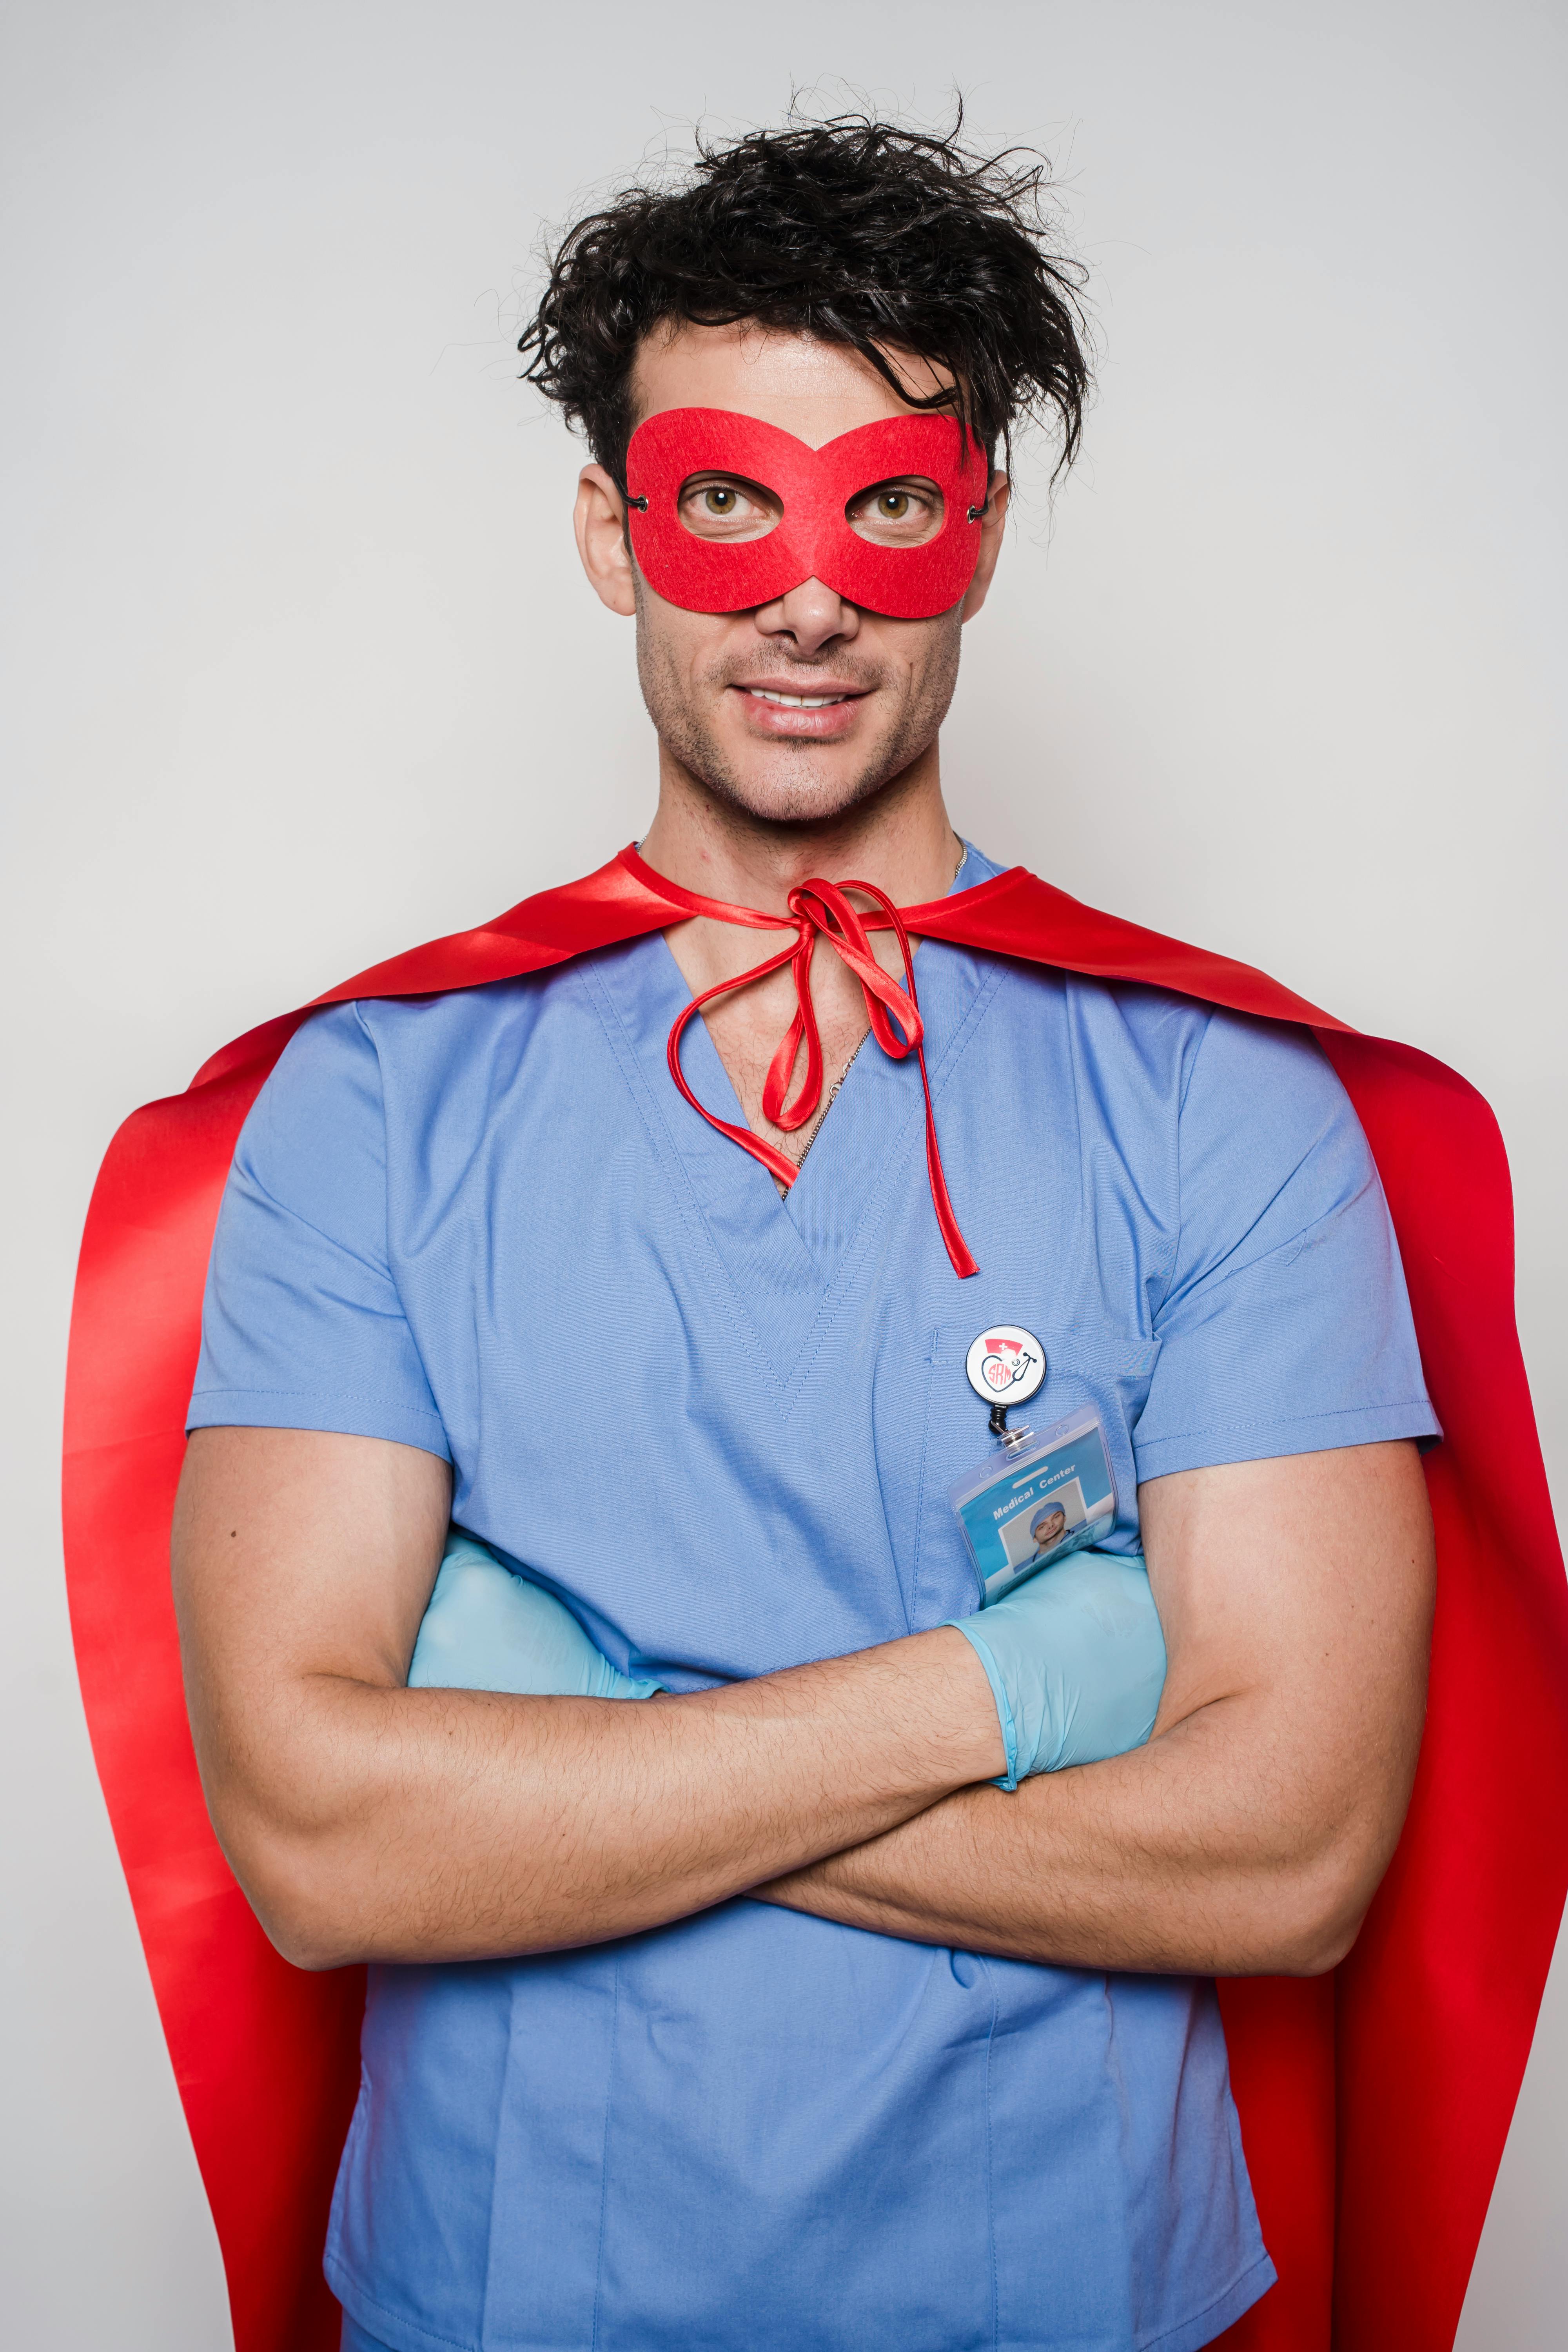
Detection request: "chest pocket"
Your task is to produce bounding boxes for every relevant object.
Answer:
[908,1322,1161,1626]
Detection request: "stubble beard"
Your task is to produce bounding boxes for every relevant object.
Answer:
[634,608,963,833]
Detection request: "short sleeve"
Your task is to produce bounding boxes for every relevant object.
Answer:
[1131,1012,1439,1483]
[188,1003,451,1458]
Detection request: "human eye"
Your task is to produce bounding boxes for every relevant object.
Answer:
[846,477,945,545]
[677,474,779,540]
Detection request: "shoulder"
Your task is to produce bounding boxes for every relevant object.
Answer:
[1172,1003,1367,1174]
[1049,972,1354,1133]
[266,956,594,1103]
[978,961,1373,1211]
[251,939,653,1153]
[246,1000,381,1152]
[957,848,1350,1124]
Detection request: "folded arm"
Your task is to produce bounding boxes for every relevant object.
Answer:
[757,1443,1435,1976]
[172,1425,1004,1971]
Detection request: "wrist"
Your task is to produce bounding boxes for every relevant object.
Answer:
[904,1626,1009,1787]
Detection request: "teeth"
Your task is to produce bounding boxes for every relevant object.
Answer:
[747,688,847,708]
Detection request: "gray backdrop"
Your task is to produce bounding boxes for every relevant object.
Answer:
[3,2,1563,2343]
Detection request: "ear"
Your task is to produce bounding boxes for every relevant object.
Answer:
[574,465,637,617]
[959,472,1011,622]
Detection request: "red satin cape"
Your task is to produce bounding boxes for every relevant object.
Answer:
[63,849,1568,2352]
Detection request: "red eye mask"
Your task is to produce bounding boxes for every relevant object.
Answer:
[624,408,990,619]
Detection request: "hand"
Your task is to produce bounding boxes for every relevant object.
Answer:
[409,1532,661,1700]
[947,1550,1167,1790]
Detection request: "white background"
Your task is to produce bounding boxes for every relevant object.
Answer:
[3,2,1563,2343]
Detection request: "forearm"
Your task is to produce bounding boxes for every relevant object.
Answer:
[203,1630,1000,1969]
[765,1445,1431,1978]
[757,1694,1408,1977]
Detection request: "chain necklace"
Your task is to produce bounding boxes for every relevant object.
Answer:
[788,1033,869,1176]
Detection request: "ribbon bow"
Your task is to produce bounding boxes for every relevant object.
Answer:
[622,848,978,1279]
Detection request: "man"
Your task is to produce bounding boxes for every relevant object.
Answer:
[64,115,1566,2352]
[174,111,1438,2347]
[1029,1504,1069,1553]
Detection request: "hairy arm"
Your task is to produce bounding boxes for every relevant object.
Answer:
[172,1426,1002,1971]
[756,1442,1435,1976]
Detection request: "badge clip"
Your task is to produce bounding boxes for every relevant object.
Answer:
[965,1324,1047,1452]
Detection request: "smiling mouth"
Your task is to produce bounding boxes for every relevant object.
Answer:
[742,686,860,709]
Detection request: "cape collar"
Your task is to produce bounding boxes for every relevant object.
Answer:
[192,844,1347,1098]
[615,845,979,1274]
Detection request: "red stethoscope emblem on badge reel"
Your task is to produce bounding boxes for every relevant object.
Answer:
[965,1325,1047,1442]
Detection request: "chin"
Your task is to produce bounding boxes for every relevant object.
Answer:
[668,717,934,832]
[706,761,896,829]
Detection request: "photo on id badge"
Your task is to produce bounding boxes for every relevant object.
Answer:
[951,1325,1118,1604]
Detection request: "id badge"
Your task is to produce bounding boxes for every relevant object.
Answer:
[949,1405,1118,1606]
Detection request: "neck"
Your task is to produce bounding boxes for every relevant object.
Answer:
[637,740,962,918]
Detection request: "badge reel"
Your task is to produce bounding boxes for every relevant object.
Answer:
[949,1326,1118,1607]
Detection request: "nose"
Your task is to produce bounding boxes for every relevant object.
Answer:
[754,574,860,656]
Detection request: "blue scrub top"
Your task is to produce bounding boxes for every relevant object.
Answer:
[191,847,1438,2352]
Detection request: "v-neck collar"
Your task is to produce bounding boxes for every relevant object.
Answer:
[578,845,1007,1407]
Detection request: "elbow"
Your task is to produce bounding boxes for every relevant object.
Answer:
[250,1850,374,1973]
[189,1700,401,1970]
[260,1893,366,1975]
[208,1807,376,1973]
[1220,1766,1416,1977]
[1244,1848,1379,1978]
[1270,1903,1366,1979]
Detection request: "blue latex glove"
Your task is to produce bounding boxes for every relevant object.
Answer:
[408,1531,661,1699]
[947,1550,1167,1790]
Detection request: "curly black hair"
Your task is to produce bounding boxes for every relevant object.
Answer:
[517,112,1089,489]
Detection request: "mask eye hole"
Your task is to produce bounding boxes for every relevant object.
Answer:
[846,477,945,546]
[677,472,780,542]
